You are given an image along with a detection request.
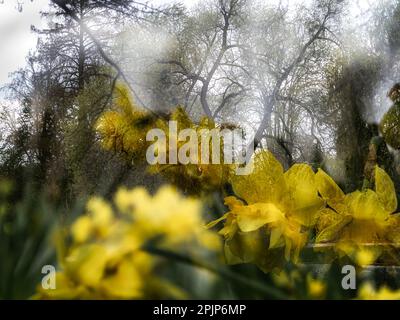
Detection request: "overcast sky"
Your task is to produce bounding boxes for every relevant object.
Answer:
[0,0,48,87]
[0,0,201,89]
[0,0,370,90]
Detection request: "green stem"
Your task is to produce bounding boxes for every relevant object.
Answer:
[144,246,288,299]
[361,178,371,190]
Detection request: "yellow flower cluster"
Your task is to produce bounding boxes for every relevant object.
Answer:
[306,275,327,299]
[95,82,163,161]
[95,83,400,271]
[273,269,400,300]
[35,186,219,299]
[209,150,400,271]
[208,150,325,272]
[95,83,232,193]
[315,166,400,266]
[148,107,234,194]
[272,271,327,299]
[357,282,400,300]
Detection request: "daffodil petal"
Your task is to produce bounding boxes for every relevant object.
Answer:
[315,168,345,212]
[205,212,230,229]
[345,190,389,221]
[316,214,352,243]
[231,150,284,204]
[269,228,284,248]
[224,196,245,210]
[236,203,284,232]
[284,164,324,226]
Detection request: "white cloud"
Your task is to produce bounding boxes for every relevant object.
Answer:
[0,0,48,87]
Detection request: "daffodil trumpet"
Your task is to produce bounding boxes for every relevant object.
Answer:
[208,150,325,272]
[314,165,400,266]
[209,150,400,271]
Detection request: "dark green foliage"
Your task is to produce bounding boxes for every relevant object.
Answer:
[381,102,400,149]
[0,183,57,299]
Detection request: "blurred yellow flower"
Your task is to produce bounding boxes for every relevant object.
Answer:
[271,271,291,288]
[355,248,376,266]
[148,107,233,194]
[95,82,161,161]
[315,166,399,266]
[271,270,301,291]
[35,185,219,299]
[96,85,233,194]
[358,282,400,300]
[114,185,221,249]
[208,151,324,271]
[307,274,326,299]
[71,216,92,243]
[70,197,118,244]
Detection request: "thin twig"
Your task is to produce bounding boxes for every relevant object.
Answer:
[51,0,158,117]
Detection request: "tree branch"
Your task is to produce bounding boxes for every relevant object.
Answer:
[51,0,157,116]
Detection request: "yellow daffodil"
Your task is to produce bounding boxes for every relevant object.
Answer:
[95,82,161,161]
[71,197,115,243]
[96,84,233,194]
[208,150,324,271]
[271,270,301,291]
[148,107,233,194]
[315,166,399,266]
[32,272,91,300]
[114,185,221,250]
[357,282,400,300]
[307,274,327,299]
[35,185,219,299]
